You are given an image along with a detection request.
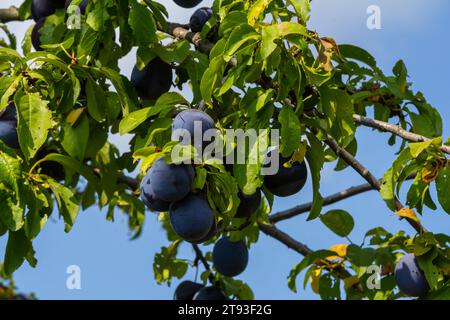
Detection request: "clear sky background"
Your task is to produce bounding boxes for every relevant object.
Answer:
[1,0,449,299]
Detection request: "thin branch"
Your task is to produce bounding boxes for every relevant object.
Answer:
[269,182,376,223]
[324,134,425,234]
[192,244,215,284]
[270,173,417,223]
[353,114,450,155]
[0,6,20,23]
[258,222,363,291]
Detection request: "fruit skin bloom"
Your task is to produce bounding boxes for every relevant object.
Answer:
[170,194,215,243]
[394,253,430,297]
[212,237,248,277]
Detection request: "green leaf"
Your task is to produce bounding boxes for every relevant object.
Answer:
[129,2,157,46]
[346,245,376,266]
[85,78,107,122]
[417,249,439,290]
[287,0,310,23]
[47,179,79,233]
[3,229,35,276]
[339,44,377,68]
[153,240,188,285]
[15,92,52,160]
[0,190,24,232]
[279,104,301,158]
[248,0,273,26]
[436,165,450,214]
[305,132,324,220]
[61,113,89,161]
[0,143,22,193]
[31,153,101,194]
[320,210,354,237]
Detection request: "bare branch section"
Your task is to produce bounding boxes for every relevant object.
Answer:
[0,6,19,23]
[353,114,450,155]
[269,182,376,223]
[324,134,425,234]
[192,244,215,284]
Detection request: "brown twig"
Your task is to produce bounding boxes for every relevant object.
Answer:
[353,114,450,155]
[0,6,20,23]
[192,244,215,284]
[323,134,425,234]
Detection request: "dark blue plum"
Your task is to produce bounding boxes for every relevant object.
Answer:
[147,157,194,202]
[394,253,429,297]
[264,151,308,197]
[140,171,171,212]
[0,102,17,122]
[235,189,261,218]
[212,237,248,277]
[0,103,19,149]
[174,0,202,8]
[170,194,214,243]
[193,286,227,300]
[190,221,217,244]
[31,18,46,51]
[190,7,213,33]
[65,0,88,14]
[173,281,204,300]
[131,58,173,101]
[0,121,19,149]
[172,109,216,152]
[31,0,66,21]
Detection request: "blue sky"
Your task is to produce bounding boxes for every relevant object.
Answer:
[1,0,449,299]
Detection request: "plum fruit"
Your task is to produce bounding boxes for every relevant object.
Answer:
[173,281,204,300]
[235,189,261,218]
[173,0,203,9]
[31,18,46,51]
[394,253,430,297]
[170,193,214,243]
[190,220,217,244]
[65,0,88,14]
[147,157,194,202]
[0,102,17,122]
[140,170,171,212]
[193,286,227,300]
[0,103,19,149]
[190,7,213,33]
[212,237,248,277]
[264,151,308,197]
[31,0,65,22]
[131,58,173,101]
[172,109,216,151]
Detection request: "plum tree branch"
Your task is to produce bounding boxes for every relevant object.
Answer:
[192,244,215,284]
[269,181,377,223]
[258,222,363,291]
[269,173,417,223]
[323,134,425,234]
[353,114,450,155]
[0,6,19,23]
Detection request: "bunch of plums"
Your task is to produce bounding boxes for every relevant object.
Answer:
[31,0,88,51]
[394,253,430,297]
[140,109,219,244]
[173,236,249,300]
[0,102,19,149]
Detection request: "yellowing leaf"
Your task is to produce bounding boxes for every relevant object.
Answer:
[248,0,273,26]
[329,244,348,258]
[344,276,359,291]
[66,107,85,126]
[310,267,322,294]
[395,208,420,224]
